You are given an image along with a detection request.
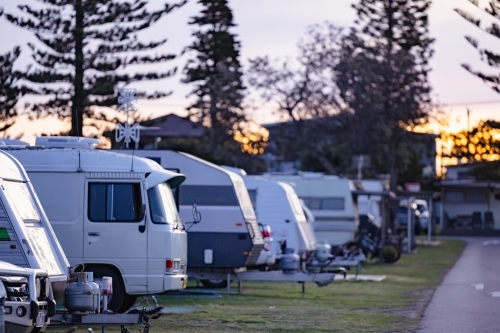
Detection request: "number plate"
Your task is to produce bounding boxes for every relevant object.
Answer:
[35,313,45,327]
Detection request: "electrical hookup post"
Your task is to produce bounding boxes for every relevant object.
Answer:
[116,89,141,149]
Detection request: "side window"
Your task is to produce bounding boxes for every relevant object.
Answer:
[179,185,239,206]
[88,183,142,222]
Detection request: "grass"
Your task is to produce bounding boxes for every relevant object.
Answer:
[51,239,466,333]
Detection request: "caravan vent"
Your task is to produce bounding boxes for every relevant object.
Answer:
[35,136,100,149]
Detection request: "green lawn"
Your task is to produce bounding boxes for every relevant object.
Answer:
[148,239,465,333]
[51,239,466,333]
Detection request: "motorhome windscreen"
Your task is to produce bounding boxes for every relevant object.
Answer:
[179,185,239,206]
[3,181,40,222]
[88,183,142,222]
[148,182,181,225]
[301,197,345,210]
[233,180,256,219]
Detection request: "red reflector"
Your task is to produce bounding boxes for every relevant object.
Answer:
[236,222,243,226]
[243,252,249,255]
[166,260,174,269]
[262,231,271,238]
[10,245,16,249]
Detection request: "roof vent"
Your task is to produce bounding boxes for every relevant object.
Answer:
[35,136,100,149]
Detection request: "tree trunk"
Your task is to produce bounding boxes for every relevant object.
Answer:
[71,0,84,137]
[317,152,337,175]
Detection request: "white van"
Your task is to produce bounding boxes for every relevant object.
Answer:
[1,137,189,312]
[0,150,68,306]
[355,179,385,227]
[109,150,265,286]
[263,173,359,246]
[243,175,317,257]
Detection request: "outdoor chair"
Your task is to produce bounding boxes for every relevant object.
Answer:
[484,211,494,229]
[471,212,482,229]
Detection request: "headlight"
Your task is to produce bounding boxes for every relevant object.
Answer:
[16,306,27,317]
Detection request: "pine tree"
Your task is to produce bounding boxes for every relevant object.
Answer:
[0,45,29,135]
[455,1,500,94]
[336,0,434,189]
[5,0,185,137]
[183,0,246,153]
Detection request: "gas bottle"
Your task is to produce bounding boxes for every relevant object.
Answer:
[280,248,300,274]
[86,272,101,313]
[64,272,94,313]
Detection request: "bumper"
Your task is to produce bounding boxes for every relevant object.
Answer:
[164,274,188,291]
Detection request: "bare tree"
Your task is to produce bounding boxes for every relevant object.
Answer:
[248,23,346,173]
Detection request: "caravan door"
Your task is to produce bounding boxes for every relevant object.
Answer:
[83,179,148,292]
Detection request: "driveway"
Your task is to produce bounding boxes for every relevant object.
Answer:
[418,237,500,333]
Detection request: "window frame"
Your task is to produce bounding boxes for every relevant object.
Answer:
[87,180,144,223]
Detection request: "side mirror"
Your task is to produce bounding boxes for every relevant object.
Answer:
[192,204,202,223]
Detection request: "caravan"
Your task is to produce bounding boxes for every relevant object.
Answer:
[1,137,189,312]
[0,150,68,306]
[263,173,359,246]
[109,149,265,287]
[237,174,317,257]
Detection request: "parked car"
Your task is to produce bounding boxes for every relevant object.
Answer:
[395,203,423,235]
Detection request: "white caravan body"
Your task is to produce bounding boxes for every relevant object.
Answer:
[1,139,188,312]
[356,180,384,227]
[0,150,68,305]
[109,150,264,270]
[244,176,317,256]
[263,173,358,246]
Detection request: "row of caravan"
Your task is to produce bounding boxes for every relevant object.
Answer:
[0,136,385,324]
[1,136,354,316]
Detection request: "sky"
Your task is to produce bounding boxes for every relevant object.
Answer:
[1,0,500,143]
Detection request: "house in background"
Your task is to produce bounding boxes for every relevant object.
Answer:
[108,114,206,149]
[262,121,438,177]
[440,162,500,234]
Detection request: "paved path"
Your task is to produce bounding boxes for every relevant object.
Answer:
[418,238,500,333]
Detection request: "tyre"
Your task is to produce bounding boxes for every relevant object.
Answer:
[118,294,138,313]
[200,279,231,289]
[88,267,126,313]
[379,244,401,264]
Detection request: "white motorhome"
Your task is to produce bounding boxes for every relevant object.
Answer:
[241,175,317,257]
[1,137,189,312]
[263,173,359,246]
[0,150,68,306]
[109,150,264,287]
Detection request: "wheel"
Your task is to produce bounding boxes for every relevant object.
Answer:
[378,244,401,264]
[118,294,138,313]
[200,279,231,289]
[88,267,126,313]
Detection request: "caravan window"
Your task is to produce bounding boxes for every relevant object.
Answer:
[301,197,345,210]
[248,189,257,209]
[88,183,142,222]
[179,185,239,206]
[233,180,256,219]
[3,181,40,222]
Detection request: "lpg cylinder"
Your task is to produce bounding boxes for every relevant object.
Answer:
[86,272,101,313]
[64,272,94,313]
[280,248,300,274]
[315,242,332,263]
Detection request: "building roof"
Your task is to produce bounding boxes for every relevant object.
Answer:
[141,114,205,138]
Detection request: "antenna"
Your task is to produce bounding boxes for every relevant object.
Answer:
[76,108,83,173]
[131,148,135,172]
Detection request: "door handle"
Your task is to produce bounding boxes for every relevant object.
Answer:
[88,232,100,236]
